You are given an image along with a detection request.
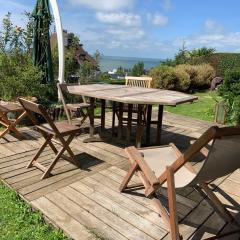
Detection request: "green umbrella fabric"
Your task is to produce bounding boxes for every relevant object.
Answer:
[32,0,54,83]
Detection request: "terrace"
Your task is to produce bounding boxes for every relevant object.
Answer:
[0,110,239,240]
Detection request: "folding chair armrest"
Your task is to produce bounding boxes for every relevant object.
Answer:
[190,140,209,157]
[125,146,159,186]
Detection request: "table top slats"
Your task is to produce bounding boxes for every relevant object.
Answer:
[68,84,198,105]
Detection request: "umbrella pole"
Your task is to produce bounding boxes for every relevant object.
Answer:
[49,0,65,100]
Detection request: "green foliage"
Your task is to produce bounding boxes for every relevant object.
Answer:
[162,46,216,67]
[207,53,240,77]
[79,61,96,84]
[0,13,57,104]
[101,78,125,85]
[116,66,125,75]
[150,64,215,92]
[218,68,240,124]
[0,183,68,240]
[131,61,145,76]
[52,33,79,81]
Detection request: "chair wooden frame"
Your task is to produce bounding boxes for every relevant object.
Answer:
[18,98,81,179]
[125,76,153,88]
[0,103,27,140]
[57,83,90,125]
[120,126,240,239]
[114,76,153,141]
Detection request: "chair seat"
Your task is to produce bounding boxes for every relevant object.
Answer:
[66,103,90,111]
[37,122,81,136]
[140,146,196,188]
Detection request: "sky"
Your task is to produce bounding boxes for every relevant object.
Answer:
[1,0,240,59]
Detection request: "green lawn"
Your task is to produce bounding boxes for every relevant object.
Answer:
[0,182,68,240]
[165,91,221,122]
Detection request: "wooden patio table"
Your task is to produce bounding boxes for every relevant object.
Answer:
[67,84,198,147]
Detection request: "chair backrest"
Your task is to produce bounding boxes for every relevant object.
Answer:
[57,83,87,124]
[188,127,240,185]
[125,76,152,88]
[57,83,87,103]
[18,98,60,135]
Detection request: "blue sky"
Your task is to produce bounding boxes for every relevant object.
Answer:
[1,0,240,59]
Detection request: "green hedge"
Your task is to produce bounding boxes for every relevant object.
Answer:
[208,53,240,77]
[149,64,215,92]
[218,67,240,124]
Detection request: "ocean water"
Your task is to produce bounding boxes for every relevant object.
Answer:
[99,55,162,72]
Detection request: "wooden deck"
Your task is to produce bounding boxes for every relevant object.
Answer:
[0,111,240,240]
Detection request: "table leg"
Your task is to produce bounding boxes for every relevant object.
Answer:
[112,101,116,137]
[156,105,164,145]
[136,104,143,148]
[83,97,102,143]
[101,99,106,132]
[118,103,123,139]
[146,105,152,146]
[127,104,133,142]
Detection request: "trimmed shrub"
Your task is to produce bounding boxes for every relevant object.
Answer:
[193,64,215,88]
[150,66,190,91]
[150,64,215,92]
[174,68,191,91]
[176,64,215,89]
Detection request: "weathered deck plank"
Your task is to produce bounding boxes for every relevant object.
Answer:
[0,111,239,240]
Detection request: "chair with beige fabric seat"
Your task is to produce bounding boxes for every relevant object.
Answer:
[57,83,90,125]
[120,126,240,239]
[18,98,82,180]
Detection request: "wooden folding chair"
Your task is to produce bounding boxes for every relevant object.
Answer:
[57,83,90,125]
[0,103,27,139]
[125,76,152,88]
[120,126,240,239]
[18,98,82,179]
[114,76,153,139]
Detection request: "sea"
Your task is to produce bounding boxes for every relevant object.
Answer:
[99,55,162,72]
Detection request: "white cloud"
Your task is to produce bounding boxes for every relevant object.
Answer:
[96,12,141,27]
[69,0,136,11]
[148,13,168,26]
[173,32,240,50]
[161,0,173,11]
[106,27,145,40]
[204,19,224,33]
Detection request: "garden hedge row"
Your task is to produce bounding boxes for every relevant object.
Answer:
[208,53,240,77]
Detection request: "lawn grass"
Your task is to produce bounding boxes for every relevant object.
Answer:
[165,91,221,122]
[0,182,68,240]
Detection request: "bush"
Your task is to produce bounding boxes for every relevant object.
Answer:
[150,64,214,92]
[218,68,240,124]
[193,64,215,88]
[0,53,57,105]
[150,65,190,91]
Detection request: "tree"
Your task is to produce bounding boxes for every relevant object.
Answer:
[131,61,145,76]
[0,12,57,104]
[175,41,190,65]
